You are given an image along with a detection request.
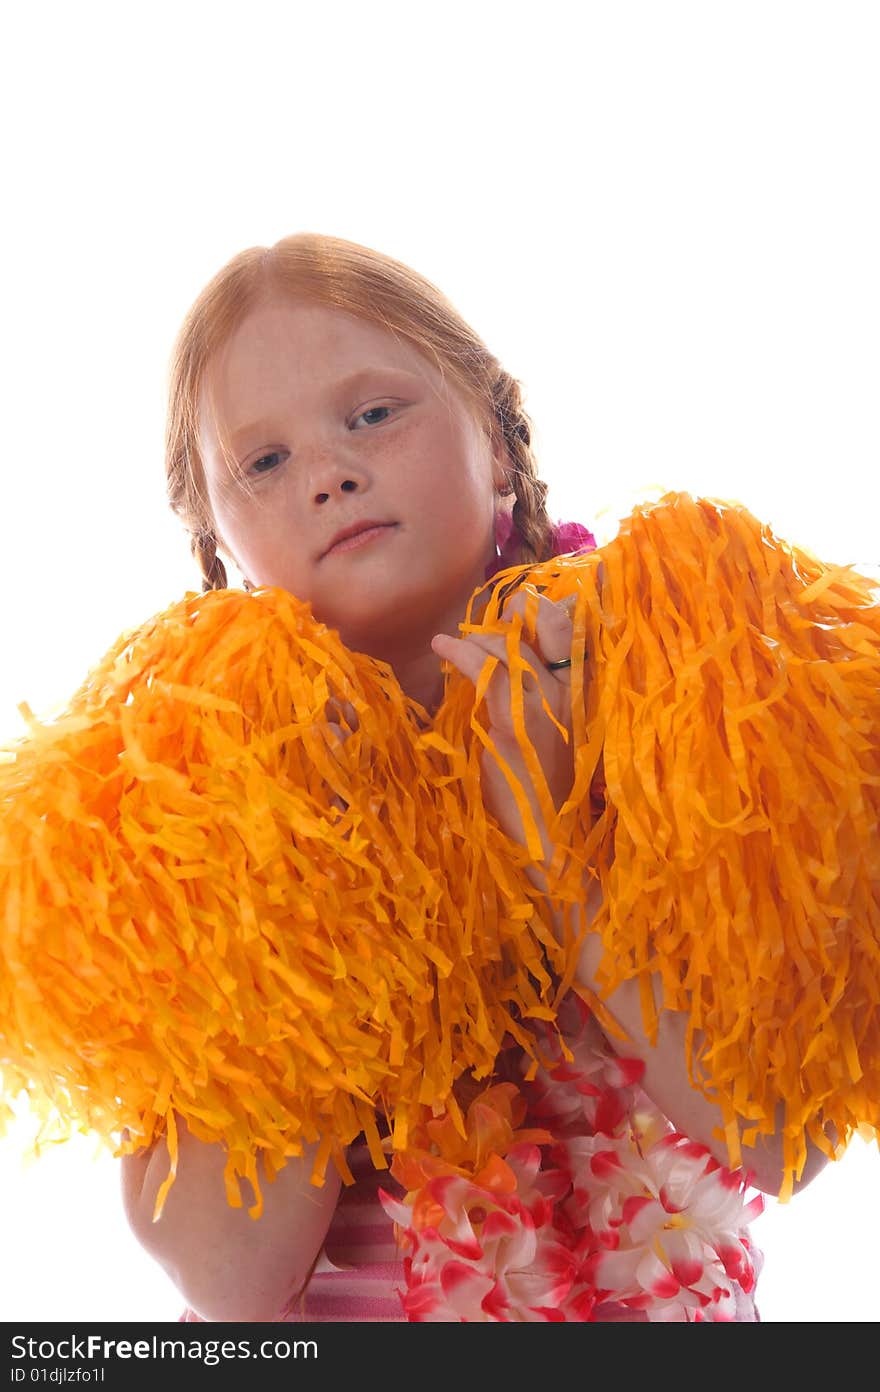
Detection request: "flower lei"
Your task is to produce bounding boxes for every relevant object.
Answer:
[380,997,764,1322]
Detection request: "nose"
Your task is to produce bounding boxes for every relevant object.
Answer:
[309,453,369,505]
[314,477,360,503]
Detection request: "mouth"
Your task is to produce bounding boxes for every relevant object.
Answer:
[321,522,398,559]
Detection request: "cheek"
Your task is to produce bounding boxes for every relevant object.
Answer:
[210,490,252,558]
[211,489,290,577]
[408,416,494,506]
[205,464,248,533]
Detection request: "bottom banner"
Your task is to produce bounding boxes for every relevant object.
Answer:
[2,1320,680,1387]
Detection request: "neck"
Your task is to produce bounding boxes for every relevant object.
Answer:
[345,587,493,720]
[392,648,447,718]
[355,625,454,718]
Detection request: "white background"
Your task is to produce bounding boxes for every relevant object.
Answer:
[0,0,878,1323]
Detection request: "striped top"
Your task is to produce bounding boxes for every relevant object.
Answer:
[280,1140,408,1322]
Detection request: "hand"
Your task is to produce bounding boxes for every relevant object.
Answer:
[431,587,577,871]
[322,694,360,830]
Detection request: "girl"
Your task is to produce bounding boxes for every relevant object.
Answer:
[119,232,831,1323]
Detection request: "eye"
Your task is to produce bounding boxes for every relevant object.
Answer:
[352,405,394,428]
[243,405,395,477]
[248,449,288,477]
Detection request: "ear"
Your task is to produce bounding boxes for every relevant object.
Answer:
[491,436,514,496]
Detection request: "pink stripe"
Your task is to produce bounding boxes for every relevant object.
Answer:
[326,1244,401,1264]
[330,1233,399,1247]
[298,1303,404,1322]
[297,1141,407,1319]
[297,1264,406,1322]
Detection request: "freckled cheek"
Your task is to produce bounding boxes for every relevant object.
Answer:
[392,420,470,494]
[376,419,425,472]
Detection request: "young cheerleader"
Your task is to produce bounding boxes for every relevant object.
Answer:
[119,232,833,1323]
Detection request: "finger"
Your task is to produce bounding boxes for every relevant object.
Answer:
[324,696,360,738]
[325,697,358,726]
[431,630,547,691]
[432,630,573,828]
[320,730,351,817]
[499,587,575,674]
[431,632,569,744]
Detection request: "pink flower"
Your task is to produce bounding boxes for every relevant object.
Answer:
[550,520,597,557]
[485,514,597,581]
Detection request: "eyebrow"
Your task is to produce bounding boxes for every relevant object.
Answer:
[228,368,421,447]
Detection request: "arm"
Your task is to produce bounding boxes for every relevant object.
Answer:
[555,873,834,1197]
[120,1113,342,1322]
[433,588,834,1200]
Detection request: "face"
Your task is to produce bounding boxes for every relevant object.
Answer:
[198,297,507,686]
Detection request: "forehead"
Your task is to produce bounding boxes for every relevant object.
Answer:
[199,298,450,440]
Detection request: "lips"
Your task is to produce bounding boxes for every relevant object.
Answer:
[321,520,396,558]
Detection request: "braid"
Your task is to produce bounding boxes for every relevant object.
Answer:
[193,529,229,593]
[491,370,555,564]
